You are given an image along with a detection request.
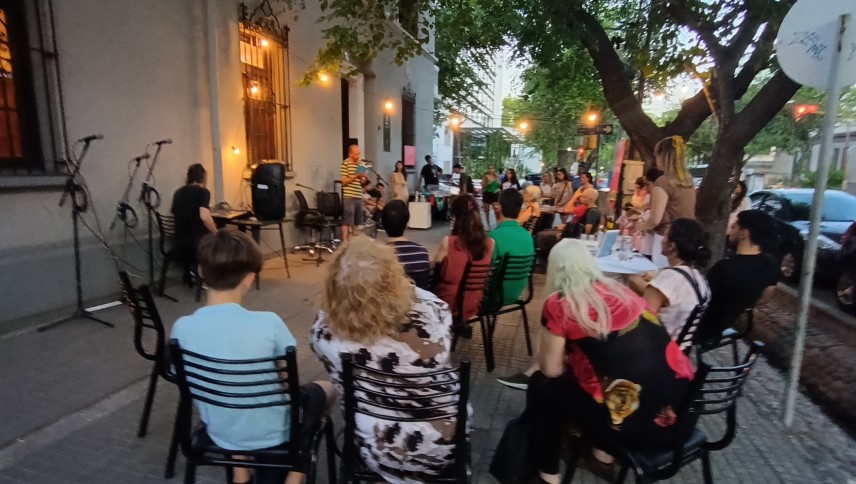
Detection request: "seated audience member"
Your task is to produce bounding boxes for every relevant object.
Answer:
[361,179,384,222]
[628,218,711,339]
[491,188,536,304]
[310,236,471,483]
[696,209,779,344]
[534,188,601,264]
[517,185,542,225]
[171,230,334,484]
[382,200,430,281]
[568,171,595,206]
[525,239,695,484]
[433,195,495,320]
[171,163,217,285]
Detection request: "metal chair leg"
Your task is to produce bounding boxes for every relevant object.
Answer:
[137,364,160,438]
[483,316,496,372]
[701,452,714,484]
[521,306,533,357]
[183,460,196,484]
[325,420,337,484]
[158,257,171,296]
[164,409,181,478]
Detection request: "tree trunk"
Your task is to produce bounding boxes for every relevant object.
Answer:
[697,126,744,261]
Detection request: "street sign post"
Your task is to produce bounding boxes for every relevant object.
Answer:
[776,0,856,428]
[576,124,614,136]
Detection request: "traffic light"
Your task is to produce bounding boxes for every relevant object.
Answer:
[576,147,586,160]
[793,103,819,121]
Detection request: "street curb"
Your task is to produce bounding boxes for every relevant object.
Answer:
[776,283,856,331]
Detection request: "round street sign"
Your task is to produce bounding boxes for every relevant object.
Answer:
[775,0,856,89]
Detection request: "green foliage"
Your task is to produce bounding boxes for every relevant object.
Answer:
[798,168,845,189]
[463,131,511,178]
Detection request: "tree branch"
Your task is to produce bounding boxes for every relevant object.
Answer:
[732,70,801,147]
[553,0,663,160]
[658,0,725,61]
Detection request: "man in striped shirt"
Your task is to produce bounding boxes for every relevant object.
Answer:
[382,200,430,284]
[341,145,367,240]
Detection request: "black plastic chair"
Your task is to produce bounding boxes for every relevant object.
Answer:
[168,340,335,484]
[409,266,435,291]
[338,354,472,483]
[478,253,537,372]
[562,341,765,484]
[448,258,494,359]
[293,190,338,266]
[118,271,173,438]
[155,212,203,302]
[698,308,755,365]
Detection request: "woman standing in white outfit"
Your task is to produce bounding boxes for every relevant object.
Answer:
[391,160,409,202]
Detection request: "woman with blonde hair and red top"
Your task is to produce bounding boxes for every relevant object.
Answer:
[636,135,697,268]
[433,194,495,321]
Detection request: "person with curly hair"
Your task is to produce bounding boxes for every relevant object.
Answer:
[310,236,471,483]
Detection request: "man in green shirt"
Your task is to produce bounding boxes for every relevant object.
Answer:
[490,188,535,305]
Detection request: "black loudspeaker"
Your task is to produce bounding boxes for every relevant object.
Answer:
[251,161,286,220]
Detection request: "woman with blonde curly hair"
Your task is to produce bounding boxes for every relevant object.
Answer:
[636,135,697,268]
[310,235,470,483]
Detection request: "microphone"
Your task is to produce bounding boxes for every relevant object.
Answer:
[360,159,375,165]
[134,153,151,162]
[153,138,173,145]
[79,134,104,143]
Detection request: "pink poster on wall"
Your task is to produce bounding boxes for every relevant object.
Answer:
[404,145,416,167]
[609,139,628,193]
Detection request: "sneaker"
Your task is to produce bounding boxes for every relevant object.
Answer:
[496,372,530,391]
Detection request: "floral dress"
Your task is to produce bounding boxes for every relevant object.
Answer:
[310,288,472,483]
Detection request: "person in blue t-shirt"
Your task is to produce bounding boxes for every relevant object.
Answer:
[171,230,334,484]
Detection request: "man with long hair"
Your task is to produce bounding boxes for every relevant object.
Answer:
[171,163,217,285]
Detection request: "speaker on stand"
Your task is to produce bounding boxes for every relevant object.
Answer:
[251,161,286,220]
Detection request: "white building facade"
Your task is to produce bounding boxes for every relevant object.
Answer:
[0,0,437,324]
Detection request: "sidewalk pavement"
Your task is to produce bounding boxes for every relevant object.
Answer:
[0,225,854,483]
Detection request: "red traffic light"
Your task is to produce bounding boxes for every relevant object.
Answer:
[793,103,819,121]
[576,147,586,159]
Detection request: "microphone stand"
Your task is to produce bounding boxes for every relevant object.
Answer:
[109,153,150,231]
[39,135,114,332]
[139,140,175,301]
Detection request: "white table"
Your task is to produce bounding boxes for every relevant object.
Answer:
[408,201,432,229]
[596,253,658,275]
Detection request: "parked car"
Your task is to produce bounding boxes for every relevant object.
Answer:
[835,222,856,313]
[749,189,856,282]
[524,173,542,186]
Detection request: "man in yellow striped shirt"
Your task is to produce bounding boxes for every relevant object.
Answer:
[341,144,367,240]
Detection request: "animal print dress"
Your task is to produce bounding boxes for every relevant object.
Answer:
[310,288,471,483]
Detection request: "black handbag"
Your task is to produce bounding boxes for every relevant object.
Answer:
[489,413,536,484]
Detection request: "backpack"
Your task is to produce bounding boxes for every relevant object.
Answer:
[666,266,709,352]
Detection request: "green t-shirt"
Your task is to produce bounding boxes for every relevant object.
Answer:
[489,220,535,304]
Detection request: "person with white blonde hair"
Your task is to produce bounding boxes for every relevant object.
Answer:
[517,184,542,225]
[497,239,696,484]
[310,236,471,483]
[636,135,697,267]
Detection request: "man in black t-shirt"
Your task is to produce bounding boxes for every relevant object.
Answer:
[418,155,442,189]
[697,209,780,343]
[171,163,217,282]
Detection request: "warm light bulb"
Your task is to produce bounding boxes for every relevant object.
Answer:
[518,121,529,130]
[318,72,330,83]
[250,84,259,95]
[450,116,460,127]
[384,99,394,111]
[588,114,598,122]
[260,38,270,47]
[231,146,240,155]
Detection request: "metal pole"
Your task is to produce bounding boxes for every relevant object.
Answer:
[783,13,849,427]
[206,0,225,202]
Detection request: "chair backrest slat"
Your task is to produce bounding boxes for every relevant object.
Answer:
[119,271,167,374]
[340,355,471,480]
[169,339,303,458]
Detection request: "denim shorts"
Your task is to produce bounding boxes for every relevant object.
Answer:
[342,198,364,227]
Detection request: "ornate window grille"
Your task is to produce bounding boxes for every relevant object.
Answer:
[239,1,292,172]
